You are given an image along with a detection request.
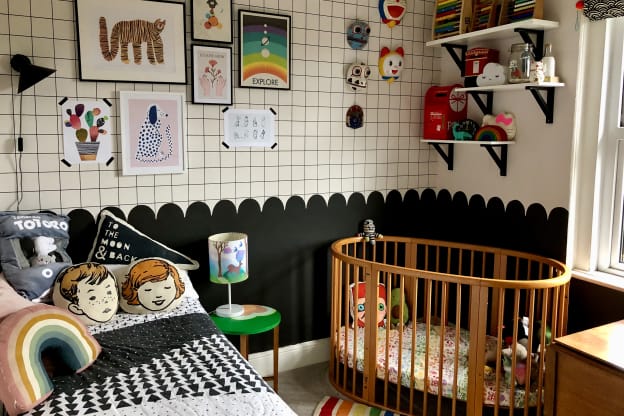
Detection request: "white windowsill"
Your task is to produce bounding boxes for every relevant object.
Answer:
[572,269,624,293]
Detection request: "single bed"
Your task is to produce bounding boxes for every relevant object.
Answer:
[14,296,295,416]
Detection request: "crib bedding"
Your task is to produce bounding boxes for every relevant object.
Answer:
[338,323,539,409]
[24,297,295,416]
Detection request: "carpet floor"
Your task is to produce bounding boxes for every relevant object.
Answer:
[278,361,343,416]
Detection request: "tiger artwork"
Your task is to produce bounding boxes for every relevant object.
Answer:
[99,17,166,65]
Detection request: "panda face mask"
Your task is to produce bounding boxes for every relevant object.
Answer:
[346,20,370,50]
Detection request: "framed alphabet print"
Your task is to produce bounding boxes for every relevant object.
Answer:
[119,91,186,175]
[192,45,232,105]
[75,0,186,84]
[239,10,291,90]
[192,0,233,43]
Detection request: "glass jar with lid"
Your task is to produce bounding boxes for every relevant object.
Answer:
[508,43,534,83]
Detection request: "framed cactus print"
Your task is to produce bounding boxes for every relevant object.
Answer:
[75,0,186,84]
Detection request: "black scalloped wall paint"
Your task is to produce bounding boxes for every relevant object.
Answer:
[66,188,569,351]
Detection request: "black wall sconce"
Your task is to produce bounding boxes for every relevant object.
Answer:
[10,54,56,93]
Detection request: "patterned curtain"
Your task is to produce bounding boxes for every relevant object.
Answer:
[584,0,624,21]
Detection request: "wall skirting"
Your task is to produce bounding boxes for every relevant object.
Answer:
[248,337,330,377]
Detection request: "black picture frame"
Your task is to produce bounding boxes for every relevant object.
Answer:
[191,0,233,43]
[238,10,291,90]
[75,0,187,84]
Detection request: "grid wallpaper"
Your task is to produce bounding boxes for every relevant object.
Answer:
[0,0,439,216]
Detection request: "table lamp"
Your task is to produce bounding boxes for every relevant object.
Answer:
[208,232,248,317]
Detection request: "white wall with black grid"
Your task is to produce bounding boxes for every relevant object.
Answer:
[0,0,440,216]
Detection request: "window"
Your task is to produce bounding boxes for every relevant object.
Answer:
[568,16,624,291]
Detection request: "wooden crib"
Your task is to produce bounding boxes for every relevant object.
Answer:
[329,236,571,416]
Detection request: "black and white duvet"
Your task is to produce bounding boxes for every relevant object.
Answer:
[27,298,296,416]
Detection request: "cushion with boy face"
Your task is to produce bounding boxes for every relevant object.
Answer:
[0,212,72,302]
[117,257,186,314]
[52,262,118,326]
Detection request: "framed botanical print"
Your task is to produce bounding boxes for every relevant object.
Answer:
[119,91,186,175]
[75,0,186,83]
[191,45,232,105]
[192,0,233,43]
[239,10,291,90]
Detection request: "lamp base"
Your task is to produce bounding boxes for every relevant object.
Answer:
[215,303,244,318]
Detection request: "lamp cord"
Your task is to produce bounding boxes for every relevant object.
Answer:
[13,93,24,212]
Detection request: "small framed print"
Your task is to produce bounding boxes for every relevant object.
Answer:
[75,0,186,84]
[192,45,232,105]
[191,0,232,43]
[239,10,291,90]
[119,91,186,175]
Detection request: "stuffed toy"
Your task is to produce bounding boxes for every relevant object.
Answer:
[389,287,409,326]
[349,282,386,328]
[502,343,529,386]
[358,219,382,245]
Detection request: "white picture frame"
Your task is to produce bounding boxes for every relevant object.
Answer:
[119,91,186,175]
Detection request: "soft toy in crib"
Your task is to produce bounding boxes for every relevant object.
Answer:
[350,282,386,327]
[389,287,409,326]
[500,316,552,386]
[358,219,383,245]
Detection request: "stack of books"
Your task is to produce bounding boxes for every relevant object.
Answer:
[434,0,462,38]
[508,0,536,22]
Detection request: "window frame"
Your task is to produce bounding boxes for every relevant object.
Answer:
[568,16,624,291]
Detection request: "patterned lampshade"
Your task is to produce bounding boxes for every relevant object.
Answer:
[208,232,248,317]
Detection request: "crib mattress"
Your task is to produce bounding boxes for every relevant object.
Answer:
[338,323,539,408]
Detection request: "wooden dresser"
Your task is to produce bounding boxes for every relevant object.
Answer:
[544,320,624,416]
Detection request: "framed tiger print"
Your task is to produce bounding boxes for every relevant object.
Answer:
[191,0,233,43]
[119,91,186,176]
[75,0,186,84]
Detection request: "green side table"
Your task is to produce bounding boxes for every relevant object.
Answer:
[210,305,281,392]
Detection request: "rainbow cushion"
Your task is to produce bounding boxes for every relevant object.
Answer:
[474,125,508,141]
[0,304,101,416]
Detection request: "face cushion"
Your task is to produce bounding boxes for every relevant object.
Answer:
[52,262,119,326]
[349,282,387,328]
[117,257,186,314]
[87,210,199,270]
[0,212,72,301]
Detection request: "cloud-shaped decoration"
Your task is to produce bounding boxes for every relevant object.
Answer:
[483,112,517,140]
[476,63,506,87]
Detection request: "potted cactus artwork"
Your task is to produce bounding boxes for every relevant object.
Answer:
[62,101,111,162]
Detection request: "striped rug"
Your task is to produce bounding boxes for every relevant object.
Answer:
[313,396,400,416]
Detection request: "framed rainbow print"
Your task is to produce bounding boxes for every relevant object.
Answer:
[238,10,291,90]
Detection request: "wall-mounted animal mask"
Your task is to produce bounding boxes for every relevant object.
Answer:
[346,105,364,129]
[379,46,404,83]
[346,20,370,49]
[346,62,371,91]
[379,0,407,28]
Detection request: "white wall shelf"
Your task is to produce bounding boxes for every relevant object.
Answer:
[426,19,560,48]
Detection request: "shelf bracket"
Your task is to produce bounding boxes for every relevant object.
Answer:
[526,86,555,123]
[481,144,508,176]
[467,91,493,115]
[514,28,545,60]
[430,142,454,170]
[441,43,467,76]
